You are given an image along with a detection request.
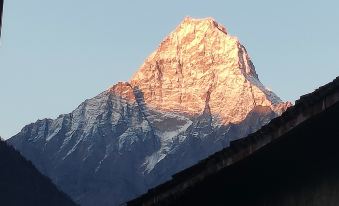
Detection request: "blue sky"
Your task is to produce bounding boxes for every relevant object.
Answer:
[1,0,338,139]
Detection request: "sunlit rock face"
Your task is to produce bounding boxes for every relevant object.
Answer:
[8,17,290,206]
[130,17,289,124]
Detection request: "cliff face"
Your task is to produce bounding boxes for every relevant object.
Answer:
[130,17,287,124]
[8,17,289,206]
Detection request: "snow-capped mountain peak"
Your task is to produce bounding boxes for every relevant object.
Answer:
[9,17,290,206]
[129,17,287,124]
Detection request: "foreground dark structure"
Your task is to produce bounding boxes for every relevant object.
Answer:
[0,0,3,37]
[127,77,339,206]
[0,140,77,206]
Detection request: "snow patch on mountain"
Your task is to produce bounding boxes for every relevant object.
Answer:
[143,112,192,173]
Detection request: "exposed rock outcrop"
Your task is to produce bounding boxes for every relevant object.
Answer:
[129,17,288,123]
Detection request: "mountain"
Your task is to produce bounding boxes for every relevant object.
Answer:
[7,17,290,206]
[0,137,77,206]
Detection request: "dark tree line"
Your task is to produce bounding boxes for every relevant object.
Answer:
[0,138,77,206]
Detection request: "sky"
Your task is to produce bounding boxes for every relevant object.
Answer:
[0,0,338,139]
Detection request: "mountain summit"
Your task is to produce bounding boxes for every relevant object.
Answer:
[129,16,287,123]
[8,17,290,206]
